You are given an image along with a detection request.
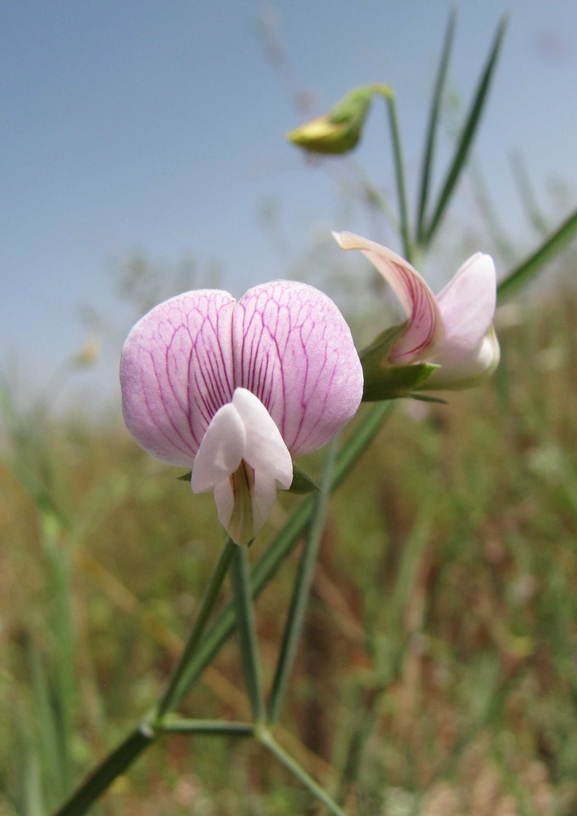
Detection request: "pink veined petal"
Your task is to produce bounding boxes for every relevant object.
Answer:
[190,402,246,494]
[232,388,293,489]
[433,252,496,366]
[427,325,500,390]
[333,231,445,364]
[232,280,363,457]
[120,290,235,466]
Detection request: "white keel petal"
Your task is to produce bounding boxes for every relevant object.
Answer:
[232,388,293,489]
[191,403,246,493]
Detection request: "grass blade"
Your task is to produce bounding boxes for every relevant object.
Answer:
[259,733,348,816]
[384,92,413,262]
[230,546,265,723]
[510,150,549,237]
[423,15,508,244]
[416,7,457,243]
[497,205,577,303]
[267,437,338,724]
[51,726,154,816]
[158,718,254,736]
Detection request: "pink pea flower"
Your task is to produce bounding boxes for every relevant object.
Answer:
[120,281,363,545]
[333,232,500,390]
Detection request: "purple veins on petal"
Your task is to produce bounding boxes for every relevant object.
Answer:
[120,290,236,465]
[332,231,445,364]
[121,279,363,520]
[233,280,363,457]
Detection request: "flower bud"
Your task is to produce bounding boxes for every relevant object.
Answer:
[287,85,384,155]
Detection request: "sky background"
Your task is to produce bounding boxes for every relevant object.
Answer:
[3,0,577,409]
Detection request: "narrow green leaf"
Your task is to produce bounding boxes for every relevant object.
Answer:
[424,15,508,244]
[267,438,338,724]
[259,732,348,816]
[288,463,320,494]
[416,7,457,243]
[29,647,65,807]
[408,393,448,404]
[360,322,438,399]
[379,89,413,262]
[363,363,438,401]
[24,754,47,816]
[51,726,154,816]
[230,547,265,723]
[497,206,577,303]
[158,718,254,736]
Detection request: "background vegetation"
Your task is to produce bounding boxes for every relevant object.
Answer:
[2,272,577,815]
[3,9,577,815]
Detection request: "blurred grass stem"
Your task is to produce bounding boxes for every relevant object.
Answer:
[230,546,265,723]
[48,402,394,814]
[267,437,338,724]
[377,87,413,263]
[258,731,348,816]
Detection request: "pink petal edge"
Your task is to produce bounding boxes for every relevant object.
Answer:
[332,232,445,363]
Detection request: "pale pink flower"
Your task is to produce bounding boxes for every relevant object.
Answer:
[333,232,499,390]
[120,281,363,545]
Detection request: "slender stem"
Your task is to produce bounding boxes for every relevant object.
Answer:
[230,546,265,723]
[52,725,155,816]
[155,537,237,718]
[173,402,395,703]
[416,7,456,244]
[49,403,395,814]
[259,732,348,816]
[158,718,254,736]
[377,88,412,263]
[267,438,338,724]
[497,204,577,304]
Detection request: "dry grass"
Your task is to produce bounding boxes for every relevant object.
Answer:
[2,289,577,815]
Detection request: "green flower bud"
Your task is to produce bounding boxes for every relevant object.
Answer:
[287,85,388,156]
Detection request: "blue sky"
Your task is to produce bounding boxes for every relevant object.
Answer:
[2,0,577,406]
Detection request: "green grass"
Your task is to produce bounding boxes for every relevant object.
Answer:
[2,288,577,815]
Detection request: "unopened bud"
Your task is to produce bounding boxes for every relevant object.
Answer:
[287,85,387,155]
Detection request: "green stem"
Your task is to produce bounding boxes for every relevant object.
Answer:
[155,537,237,718]
[158,718,254,736]
[497,204,577,303]
[230,546,265,723]
[52,725,154,816]
[173,402,394,704]
[416,7,456,244]
[259,731,348,816]
[49,402,394,814]
[267,438,338,724]
[377,88,412,263]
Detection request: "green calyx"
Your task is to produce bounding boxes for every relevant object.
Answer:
[359,322,438,401]
[288,463,320,494]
